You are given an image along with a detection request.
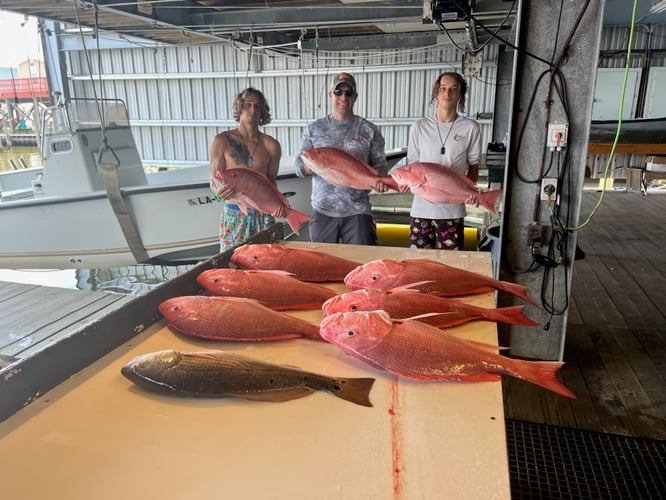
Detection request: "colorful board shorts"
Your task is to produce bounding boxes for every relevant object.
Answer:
[219,203,275,252]
[409,217,464,250]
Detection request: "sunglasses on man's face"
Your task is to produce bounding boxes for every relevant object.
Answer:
[333,89,355,97]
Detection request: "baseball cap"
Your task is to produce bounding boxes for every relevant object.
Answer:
[330,72,357,93]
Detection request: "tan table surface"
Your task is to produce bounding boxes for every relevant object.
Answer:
[0,242,510,500]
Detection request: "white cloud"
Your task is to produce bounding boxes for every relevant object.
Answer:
[0,11,43,68]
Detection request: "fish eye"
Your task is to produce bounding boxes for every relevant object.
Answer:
[252,255,258,260]
[371,275,378,281]
[350,305,357,310]
[172,305,181,311]
[346,330,356,337]
[212,278,219,283]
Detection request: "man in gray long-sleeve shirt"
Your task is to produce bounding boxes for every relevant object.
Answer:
[294,72,389,245]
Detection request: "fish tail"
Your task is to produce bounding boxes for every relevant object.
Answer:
[498,359,576,399]
[331,377,375,407]
[483,305,539,326]
[479,189,503,213]
[285,209,312,235]
[495,281,539,307]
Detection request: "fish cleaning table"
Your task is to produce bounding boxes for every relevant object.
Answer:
[0,243,510,500]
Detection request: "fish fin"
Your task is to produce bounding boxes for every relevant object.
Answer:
[478,189,503,214]
[231,387,316,402]
[388,281,434,293]
[396,312,454,322]
[418,315,479,328]
[246,269,296,277]
[329,377,375,407]
[489,359,576,399]
[494,281,539,307]
[464,339,509,351]
[402,258,436,265]
[482,305,540,326]
[235,199,249,214]
[285,209,311,235]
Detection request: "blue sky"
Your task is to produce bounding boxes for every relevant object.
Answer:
[0,11,43,68]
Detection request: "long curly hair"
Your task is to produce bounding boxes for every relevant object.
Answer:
[430,72,467,112]
[232,87,272,126]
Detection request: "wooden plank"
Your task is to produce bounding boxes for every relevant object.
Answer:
[564,324,637,436]
[609,328,666,412]
[0,285,125,352]
[587,143,666,154]
[595,327,664,439]
[559,340,603,430]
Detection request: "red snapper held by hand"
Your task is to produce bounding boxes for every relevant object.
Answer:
[300,147,398,191]
[390,162,501,213]
[212,169,310,235]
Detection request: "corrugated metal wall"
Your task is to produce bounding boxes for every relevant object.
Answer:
[64,42,499,170]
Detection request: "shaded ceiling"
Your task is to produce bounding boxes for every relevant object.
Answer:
[0,0,518,52]
[1,1,664,53]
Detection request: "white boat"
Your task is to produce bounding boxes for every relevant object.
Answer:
[0,97,312,269]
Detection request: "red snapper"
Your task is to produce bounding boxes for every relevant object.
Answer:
[197,268,337,310]
[212,169,310,235]
[322,287,539,328]
[319,311,575,398]
[300,147,399,191]
[344,258,538,306]
[231,243,361,282]
[159,295,322,341]
[390,161,501,213]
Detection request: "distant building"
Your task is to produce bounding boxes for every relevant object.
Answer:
[19,59,45,78]
[0,59,45,79]
[0,67,18,79]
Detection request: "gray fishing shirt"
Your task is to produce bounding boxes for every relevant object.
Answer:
[294,114,387,217]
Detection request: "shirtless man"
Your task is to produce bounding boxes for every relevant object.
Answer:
[209,87,286,251]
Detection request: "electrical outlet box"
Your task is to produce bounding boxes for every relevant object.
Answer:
[527,222,542,243]
[547,123,568,149]
[541,177,558,201]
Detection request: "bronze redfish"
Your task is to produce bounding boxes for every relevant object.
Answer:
[159,295,322,341]
[344,258,538,306]
[322,287,539,328]
[121,349,375,406]
[319,311,575,398]
[231,243,361,282]
[197,268,337,310]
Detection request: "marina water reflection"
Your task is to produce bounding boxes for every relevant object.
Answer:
[0,263,196,295]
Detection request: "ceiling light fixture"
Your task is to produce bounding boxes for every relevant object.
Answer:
[650,0,666,14]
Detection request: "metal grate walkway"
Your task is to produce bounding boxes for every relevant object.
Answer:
[506,419,666,499]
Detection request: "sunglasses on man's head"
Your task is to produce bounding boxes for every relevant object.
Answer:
[333,89,355,97]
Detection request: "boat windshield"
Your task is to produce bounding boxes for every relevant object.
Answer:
[67,99,130,131]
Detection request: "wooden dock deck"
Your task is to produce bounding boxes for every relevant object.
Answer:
[503,188,666,440]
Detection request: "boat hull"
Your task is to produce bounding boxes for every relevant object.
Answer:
[0,175,311,269]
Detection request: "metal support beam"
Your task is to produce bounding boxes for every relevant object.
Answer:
[498,0,605,360]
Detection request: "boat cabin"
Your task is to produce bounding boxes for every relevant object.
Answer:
[38,98,148,196]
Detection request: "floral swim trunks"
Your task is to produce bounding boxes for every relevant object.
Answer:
[409,217,464,250]
[219,203,275,252]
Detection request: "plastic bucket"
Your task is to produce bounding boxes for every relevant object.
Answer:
[478,225,501,278]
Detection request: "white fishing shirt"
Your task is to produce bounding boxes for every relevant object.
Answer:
[405,115,481,220]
